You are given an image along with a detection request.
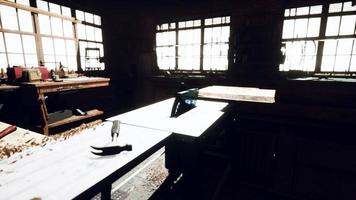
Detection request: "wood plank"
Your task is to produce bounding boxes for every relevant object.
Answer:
[0,84,20,91]
[0,122,171,199]
[198,85,276,103]
[48,109,103,128]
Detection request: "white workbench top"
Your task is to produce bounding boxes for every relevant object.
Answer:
[107,98,228,137]
[0,122,171,200]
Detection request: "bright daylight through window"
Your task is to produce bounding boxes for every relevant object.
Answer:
[280,1,356,75]
[156,16,230,72]
[0,0,104,73]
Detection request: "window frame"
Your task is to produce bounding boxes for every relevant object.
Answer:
[0,0,104,73]
[281,2,356,77]
[156,16,231,73]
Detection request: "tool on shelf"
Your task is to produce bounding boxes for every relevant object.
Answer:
[91,120,132,156]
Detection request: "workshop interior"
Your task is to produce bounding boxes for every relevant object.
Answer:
[1,0,356,199]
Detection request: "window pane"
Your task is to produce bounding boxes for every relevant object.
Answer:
[85,12,94,24]
[63,20,73,37]
[0,54,8,70]
[86,25,95,41]
[205,18,212,25]
[16,0,30,6]
[186,21,193,28]
[43,55,56,69]
[75,10,84,21]
[22,35,36,54]
[325,16,340,36]
[310,5,322,14]
[334,55,351,72]
[213,17,222,25]
[54,38,66,55]
[284,9,290,17]
[321,56,335,71]
[38,14,51,35]
[67,56,77,71]
[282,19,294,39]
[323,40,337,55]
[5,33,22,53]
[290,8,296,16]
[307,18,321,37]
[97,43,104,56]
[339,15,356,35]
[18,10,33,32]
[161,23,169,30]
[62,6,71,17]
[42,37,54,55]
[49,3,61,14]
[25,55,38,67]
[329,3,342,13]
[296,7,309,16]
[0,34,6,52]
[0,5,19,30]
[36,0,48,11]
[66,40,76,56]
[343,1,356,12]
[178,45,200,70]
[77,23,86,39]
[94,15,101,25]
[8,54,24,66]
[178,29,200,45]
[337,39,353,55]
[350,55,356,71]
[51,17,63,36]
[56,55,67,67]
[294,18,308,38]
[94,28,102,42]
[79,41,87,56]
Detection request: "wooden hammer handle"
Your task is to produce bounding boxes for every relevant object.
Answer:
[0,125,17,139]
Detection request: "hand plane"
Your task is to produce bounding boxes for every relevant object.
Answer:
[91,120,132,156]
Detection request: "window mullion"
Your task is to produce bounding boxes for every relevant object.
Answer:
[175,24,178,70]
[200,20,204,71]
[33,13,44,65]
[315,4,329,73]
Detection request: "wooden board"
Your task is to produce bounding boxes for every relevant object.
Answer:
[0,84,20,91]
[0,122,171,199]
[198,85,276,103]
[107,98,228,138]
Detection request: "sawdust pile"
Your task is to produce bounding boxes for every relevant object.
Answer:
[145,156,169,190]
[0,120,102,159]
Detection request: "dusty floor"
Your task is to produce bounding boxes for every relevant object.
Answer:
[92,148,168,200]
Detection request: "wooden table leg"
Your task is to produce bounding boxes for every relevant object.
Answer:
[101,184,112,200]
[38,93,49,135]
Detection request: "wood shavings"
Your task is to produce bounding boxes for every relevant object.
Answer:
[0,120,102,160]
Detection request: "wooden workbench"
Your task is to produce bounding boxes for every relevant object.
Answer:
[0,121,171,199]
[21,77,110,135]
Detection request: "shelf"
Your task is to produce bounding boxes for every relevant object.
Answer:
[48,109,103,129]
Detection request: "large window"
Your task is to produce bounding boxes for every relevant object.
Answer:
[76,10,104,71]
[0,0,104,73]
[156,16,230,72]
[281,1,356,75]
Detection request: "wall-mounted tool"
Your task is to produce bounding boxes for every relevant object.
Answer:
[91,120,132,156]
